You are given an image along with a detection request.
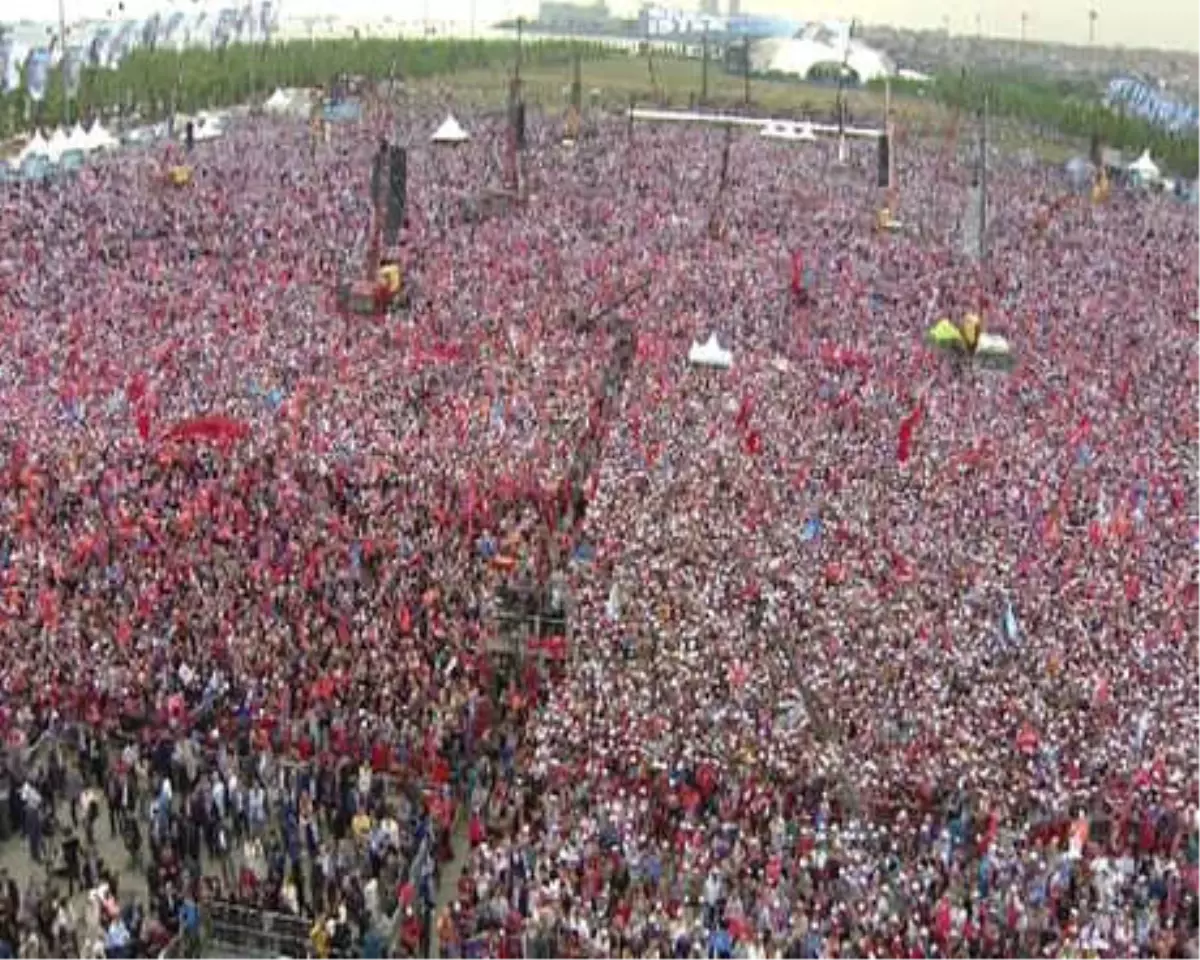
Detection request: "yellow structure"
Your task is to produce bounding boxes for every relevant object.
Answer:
[960,312,982,353]
[875,207,900,232]
[167,165,193,187]
[377,263,402,295]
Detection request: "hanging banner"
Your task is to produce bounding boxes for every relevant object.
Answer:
[62,47,83,100]
[3,41,27,95]
[385,145,407,248]
[141,13,162,51]
[25,49,51,103]
[87,27,112,68]
[876,134,890,188]
[1106,76,1198,133]
[0,38,14,95]
[162,11,186,46]
[259,1,274,42]
[211,9,236,49]
[107,22,136,68]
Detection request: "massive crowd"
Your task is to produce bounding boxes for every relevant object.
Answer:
[0,96,1196,959]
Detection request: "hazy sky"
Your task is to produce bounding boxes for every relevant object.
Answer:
[16,0,1200,52]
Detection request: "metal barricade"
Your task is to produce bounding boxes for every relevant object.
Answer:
[206,900,312,957]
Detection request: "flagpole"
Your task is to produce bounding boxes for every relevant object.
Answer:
[58,0,69,125]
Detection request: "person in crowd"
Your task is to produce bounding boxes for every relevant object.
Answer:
[0,100,1194,960]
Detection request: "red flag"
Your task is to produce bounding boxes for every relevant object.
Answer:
[897,402,924,464]
[136,408,151,442]
[791,250,803,296]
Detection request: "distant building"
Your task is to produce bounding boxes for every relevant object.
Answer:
[536,1,613,31]
[727,0,740,15]
[699,0,720,15]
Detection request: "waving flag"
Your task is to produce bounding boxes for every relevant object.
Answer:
[896,401,924,464]
[259,1,274,41]
[87,27,112,68]
[0,38,13,95]
[62,47,83,100]
[25,49,51,102]
[162,11,186,45]
[141,13,162,50]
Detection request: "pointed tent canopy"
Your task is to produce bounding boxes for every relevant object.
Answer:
[46,127,72,160]
[17,132,52,162]
[264,88,291,111]
[1128,149,1160,182]
[927,318,965,348]
[687,334,734,369]
[65,123,94,152]
[86,123,120,151]
[431,114,470,144]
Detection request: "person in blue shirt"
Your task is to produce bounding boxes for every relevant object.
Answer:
[178,896,200,955]
[708,921,733,959]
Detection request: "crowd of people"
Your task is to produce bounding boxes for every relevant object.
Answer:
[0,91,1196,959]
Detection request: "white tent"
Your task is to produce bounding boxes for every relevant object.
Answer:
[431,114,469,144]
[1128,150,1160,183]
[264,88,291,112]
[17,132,52,163]
[65,123,94,153]
[976,332,1011,356]
[190,111,226,141]
[86,123,120,151]
[46,127,72,161]
[687,334,733,369]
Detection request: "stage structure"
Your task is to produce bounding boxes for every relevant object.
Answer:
[628,107,884,141]
[563,48,582,145]
[336,138,410,317]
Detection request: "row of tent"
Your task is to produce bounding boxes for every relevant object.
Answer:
[2,112,230,181]
[3,104,470,184]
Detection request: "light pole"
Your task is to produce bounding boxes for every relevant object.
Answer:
[1020,11,1027,42]
[1088,8,1098,44]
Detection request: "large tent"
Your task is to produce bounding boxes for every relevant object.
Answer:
[1128,150,1160,184]
[16,132,52,163]
[263,88,311,116]
[431,114,470,144]
[687,334,734,369]
[46,127,72,161]
[85,123,120,151]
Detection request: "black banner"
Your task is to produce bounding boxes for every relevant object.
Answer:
[876,134,890,188]
[384,145,407,248]
[515,101,527,150]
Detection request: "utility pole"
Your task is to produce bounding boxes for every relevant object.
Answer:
[1087,8,1098,44]
[884,75,895,193]
[979,91,989,262]
[1020,11,1027,42]
[834,19,855,164]
[742,35,750,106]
[700,23,709,104]
[515,15,523,79]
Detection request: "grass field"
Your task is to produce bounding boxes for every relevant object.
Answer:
[423,55,1078,163]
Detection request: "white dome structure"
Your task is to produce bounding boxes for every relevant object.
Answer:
[751,22,893,84]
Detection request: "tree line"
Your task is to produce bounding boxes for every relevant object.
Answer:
[880,71,1198,177]
[0,36,614,139]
